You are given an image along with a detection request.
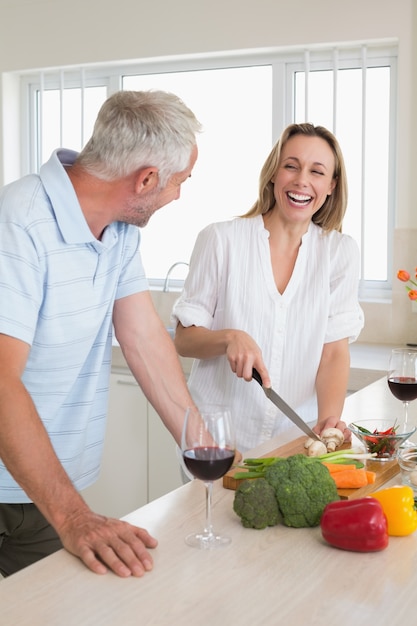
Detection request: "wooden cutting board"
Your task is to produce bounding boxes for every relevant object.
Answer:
[223,436,400,500]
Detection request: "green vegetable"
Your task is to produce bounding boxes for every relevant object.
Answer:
[233,478,282,529]
[264,454,340,527]
[320,458,364,469]
[233,453,340,529]
[351,422,399,456]
[234,447,375,479]
[264,454,339,528]
[317,448,376,463]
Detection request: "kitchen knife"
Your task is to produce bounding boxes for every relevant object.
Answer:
[252,368,321,441]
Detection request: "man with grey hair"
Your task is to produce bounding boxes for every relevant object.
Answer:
[0,90,200,578]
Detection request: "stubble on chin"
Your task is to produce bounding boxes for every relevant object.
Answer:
[124,190,160,228]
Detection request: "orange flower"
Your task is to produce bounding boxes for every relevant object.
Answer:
[398,269,411,282]
[398,267,417,300]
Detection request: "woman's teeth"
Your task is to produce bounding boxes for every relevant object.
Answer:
[287,192,312,205]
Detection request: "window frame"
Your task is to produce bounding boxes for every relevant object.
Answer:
[283,45,397,301]
[18,42,398,299]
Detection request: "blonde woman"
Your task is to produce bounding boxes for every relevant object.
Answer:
[173,123,364,453]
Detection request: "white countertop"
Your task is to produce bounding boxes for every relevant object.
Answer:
[112,340,406,388]
[347,343,412,393]
[1,377,417,625]
[349,342,403,371]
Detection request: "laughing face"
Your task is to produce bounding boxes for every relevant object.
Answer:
[271,134,336,227]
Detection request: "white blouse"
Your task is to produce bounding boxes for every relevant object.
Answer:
[172,216,364,452]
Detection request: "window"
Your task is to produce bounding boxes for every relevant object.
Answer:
[19,43,397,297]
[37,85,107,162]
[122,66,272,280]
[288,46,396,298]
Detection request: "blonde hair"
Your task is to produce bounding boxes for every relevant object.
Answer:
[242,123,348,232]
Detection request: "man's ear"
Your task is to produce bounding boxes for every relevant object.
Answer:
[134,167,159,194]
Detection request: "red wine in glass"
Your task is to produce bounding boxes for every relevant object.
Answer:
[388,377,417,403]
[183,447,235,482]
[387,349,417,440]
[181,405,235,549]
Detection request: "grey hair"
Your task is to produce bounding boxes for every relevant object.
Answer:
[75,90,202,186]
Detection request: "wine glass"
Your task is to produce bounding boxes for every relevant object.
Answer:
[181,404,235,549]
[387,348,417,436]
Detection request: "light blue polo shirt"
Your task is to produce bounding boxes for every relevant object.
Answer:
[0,149,148,502]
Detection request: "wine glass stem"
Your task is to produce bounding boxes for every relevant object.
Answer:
[404,401,409,429]
[204,481,214,538]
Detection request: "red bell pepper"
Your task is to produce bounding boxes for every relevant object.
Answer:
[320,497,389,552]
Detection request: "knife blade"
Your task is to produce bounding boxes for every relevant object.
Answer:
[252,368,321,441]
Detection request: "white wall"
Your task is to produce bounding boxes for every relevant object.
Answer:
[0,0,410,69]
[0,0,416,343]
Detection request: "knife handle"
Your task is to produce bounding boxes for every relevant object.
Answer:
[252,368,263,386]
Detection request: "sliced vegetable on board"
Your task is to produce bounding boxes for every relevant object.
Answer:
[321,463,361,473]
[234,448,375,480]
[234,450,377,489]
[323,466,376,489]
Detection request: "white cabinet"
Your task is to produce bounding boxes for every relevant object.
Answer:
[81,370,183,519]
[81,371,148,518]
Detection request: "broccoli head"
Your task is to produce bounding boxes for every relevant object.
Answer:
[233,478,282,529]
[264,454,339,528]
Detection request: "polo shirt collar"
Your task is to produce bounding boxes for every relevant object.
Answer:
[40,149,118,249]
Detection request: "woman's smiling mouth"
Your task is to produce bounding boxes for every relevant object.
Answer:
[287,191,312,206]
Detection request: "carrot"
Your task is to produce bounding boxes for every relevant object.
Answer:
[365,470,377,484]
[330,468,368,489]
[323,461,377,488]
[322,462,359,474]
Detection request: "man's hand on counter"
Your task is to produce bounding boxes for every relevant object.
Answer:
[58,509,158,577]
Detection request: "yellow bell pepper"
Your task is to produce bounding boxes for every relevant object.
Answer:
[370,485,417,536]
